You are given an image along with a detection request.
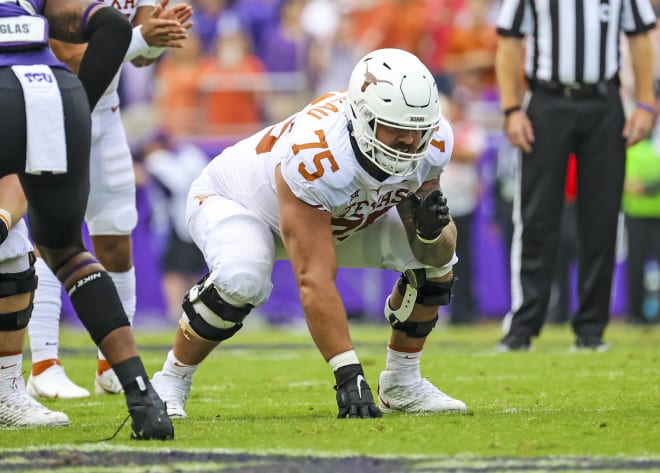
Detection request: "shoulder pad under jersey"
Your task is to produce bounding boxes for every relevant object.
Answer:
[425,117,454,170]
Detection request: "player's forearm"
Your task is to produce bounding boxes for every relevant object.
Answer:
[628,33,655,106]
[299,280,353,361]
[409,219,457,268]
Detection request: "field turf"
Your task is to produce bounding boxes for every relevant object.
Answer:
[1,318,659,472]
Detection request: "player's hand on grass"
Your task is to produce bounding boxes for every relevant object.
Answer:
[333,364,382,418]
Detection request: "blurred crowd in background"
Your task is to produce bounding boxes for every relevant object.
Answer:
[120,0,501,139]
[70,0,660,327]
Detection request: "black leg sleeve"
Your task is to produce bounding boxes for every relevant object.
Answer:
[79,6,132,110]
[68,270,130,345]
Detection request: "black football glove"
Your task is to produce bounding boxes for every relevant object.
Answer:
[408,189,450,241]
[333,364,382,419]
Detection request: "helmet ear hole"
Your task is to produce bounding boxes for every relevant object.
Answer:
[346,48,442,177]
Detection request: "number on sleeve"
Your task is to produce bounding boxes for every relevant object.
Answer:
[293,130,340,181]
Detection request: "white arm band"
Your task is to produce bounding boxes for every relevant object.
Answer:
[125,25,166,62]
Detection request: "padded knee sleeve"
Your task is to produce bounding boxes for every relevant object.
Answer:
[180,274,252,342]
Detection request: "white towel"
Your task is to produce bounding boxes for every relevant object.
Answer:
[11,65,67,175]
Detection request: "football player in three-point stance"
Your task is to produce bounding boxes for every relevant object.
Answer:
[152,48,468,419]
[26,0,192,399]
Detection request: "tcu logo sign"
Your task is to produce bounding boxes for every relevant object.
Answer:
[23,72,53,83]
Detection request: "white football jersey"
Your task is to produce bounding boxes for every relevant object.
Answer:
[200,91,454,242]
[95,0,157,111]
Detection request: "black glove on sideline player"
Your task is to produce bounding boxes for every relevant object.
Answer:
[333,364,382,419]
[408,190,450,241]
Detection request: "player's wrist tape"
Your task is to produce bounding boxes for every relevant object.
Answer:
[636,101,655,114]
[328,350,360,372]
[416,230,442,244]
[125,25,166,61]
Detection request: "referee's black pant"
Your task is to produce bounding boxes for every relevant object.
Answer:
[507,82,625,341]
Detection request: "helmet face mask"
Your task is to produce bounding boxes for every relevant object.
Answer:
[347,48,442,177]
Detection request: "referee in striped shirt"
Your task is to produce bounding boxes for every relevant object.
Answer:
[495,0,656,351]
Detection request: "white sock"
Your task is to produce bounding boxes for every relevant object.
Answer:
[98,267,136,361]
[0,353,24,394]
[28,257,62,363]
[384,345,422,384]
[163,349,198,380]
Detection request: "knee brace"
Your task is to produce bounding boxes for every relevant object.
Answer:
[0,306,32,331]
[385,269,455,338]
[180,274,252,342]
[0,260,38,331]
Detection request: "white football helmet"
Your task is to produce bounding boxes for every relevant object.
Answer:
[347,48,442,176]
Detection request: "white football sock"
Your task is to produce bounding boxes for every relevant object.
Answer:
[29,257,62,364]
[384,345,422,384]
[164,349,198,379]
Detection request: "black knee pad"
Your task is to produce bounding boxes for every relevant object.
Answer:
[0,305,32,331]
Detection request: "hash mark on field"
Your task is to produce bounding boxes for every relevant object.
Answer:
[2,448,660,472]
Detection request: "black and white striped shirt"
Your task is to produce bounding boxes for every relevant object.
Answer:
[496,0,656,84]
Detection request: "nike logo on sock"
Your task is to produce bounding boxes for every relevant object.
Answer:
[0,363,17,370]
[356,374,365,399]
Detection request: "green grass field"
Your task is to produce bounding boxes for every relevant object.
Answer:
[1,319,660,472]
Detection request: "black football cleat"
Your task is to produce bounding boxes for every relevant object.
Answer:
[125,377,175,440]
